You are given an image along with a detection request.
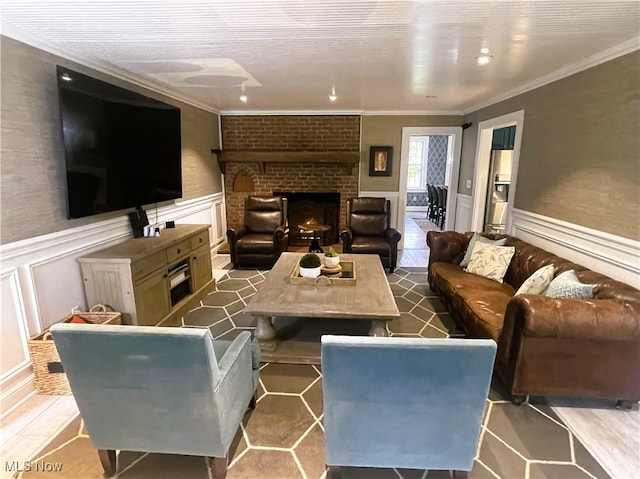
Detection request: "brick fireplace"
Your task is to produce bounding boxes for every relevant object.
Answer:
[220,115,360,245]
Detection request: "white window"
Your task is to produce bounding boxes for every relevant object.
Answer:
[407,136,429,191]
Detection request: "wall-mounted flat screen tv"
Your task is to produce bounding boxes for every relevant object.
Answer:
[57,66,182,219]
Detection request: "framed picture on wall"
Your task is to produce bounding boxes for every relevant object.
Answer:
[369,146,393,176]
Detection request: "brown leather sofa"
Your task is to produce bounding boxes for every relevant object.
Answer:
[340,197,401,273]
[227,196,289,268]
[427,230,640,405]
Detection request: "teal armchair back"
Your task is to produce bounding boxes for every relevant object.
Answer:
[50,324,260,479]
[321,336,496,478]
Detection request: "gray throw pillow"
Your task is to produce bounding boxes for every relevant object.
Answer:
[543,270,593,299]
[460,232,507,267]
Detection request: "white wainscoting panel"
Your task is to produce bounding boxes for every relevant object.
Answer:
[511,209,640,288]
[0,193,224,412]
[454,194,473,233]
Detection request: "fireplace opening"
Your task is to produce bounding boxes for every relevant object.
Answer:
[274,192,340,246]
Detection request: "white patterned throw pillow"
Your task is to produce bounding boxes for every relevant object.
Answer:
[460,232,507,267]
[515,265,555,295]
[543,270,593,299]
[464,242,515,283]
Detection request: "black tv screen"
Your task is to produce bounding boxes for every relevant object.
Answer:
[57,66,182,219]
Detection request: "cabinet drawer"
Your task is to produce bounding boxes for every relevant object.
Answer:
[166,239,190,263]
[190,230,210,250]
[132,251,166,281]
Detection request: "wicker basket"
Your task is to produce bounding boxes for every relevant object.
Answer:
[27,304,122,395]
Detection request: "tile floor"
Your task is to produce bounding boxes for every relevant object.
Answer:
[11,266,610,479]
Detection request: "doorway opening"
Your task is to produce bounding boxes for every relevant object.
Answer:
[470,110,525,234]
[398,127,462,254]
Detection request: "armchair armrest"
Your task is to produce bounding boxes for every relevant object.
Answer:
[226,225,247,243]
[226,226,247,266]
[385,228,401,245]
[214,331,255,406]
[340,228,353,252]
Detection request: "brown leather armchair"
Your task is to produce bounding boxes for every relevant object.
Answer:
[227,196,289,269]
[340,197,401,273]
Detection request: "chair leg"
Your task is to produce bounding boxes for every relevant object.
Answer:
[452,471,468,479]
[208,455,229,479]
[326,465,342,479]
[97,449,116,477]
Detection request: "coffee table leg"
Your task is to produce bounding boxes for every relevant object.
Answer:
[369,320,388,337]
[255,316,278,351]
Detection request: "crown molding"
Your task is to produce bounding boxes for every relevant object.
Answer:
[1,22,220,115]
[462,37,640,115]
[219,109,365,116]
[362,110,463,116]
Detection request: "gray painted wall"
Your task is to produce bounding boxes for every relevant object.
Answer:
[0,36,222,244]
[459,51,639,241]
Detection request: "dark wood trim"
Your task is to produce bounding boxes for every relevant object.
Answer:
[216,150,359,175]
[97,449,116,477]
[326,465,342,479]
[208,455,229,479]
[453,470,469,479]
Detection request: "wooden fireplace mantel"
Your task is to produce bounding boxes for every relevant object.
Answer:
[216,150,360,174]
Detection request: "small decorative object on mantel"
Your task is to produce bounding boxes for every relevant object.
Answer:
[369,146,393,176]
[299,253,322,278]
[324,247,340,268]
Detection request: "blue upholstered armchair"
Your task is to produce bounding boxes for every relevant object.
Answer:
[321,336,496,479]
[50,324,260,479]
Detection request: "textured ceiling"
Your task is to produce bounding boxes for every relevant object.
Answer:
[1,0,639,113]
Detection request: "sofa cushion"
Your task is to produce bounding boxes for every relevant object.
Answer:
[465,243,515,283]
[452,290,513,341]
[515,264,555,295]
[430,263,514,299]
[544,270,594,299]
[460,233,508,267]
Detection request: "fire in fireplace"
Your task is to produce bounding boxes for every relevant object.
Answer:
[274,192,340,246]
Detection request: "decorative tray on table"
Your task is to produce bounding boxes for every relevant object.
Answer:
[289,261,356,285]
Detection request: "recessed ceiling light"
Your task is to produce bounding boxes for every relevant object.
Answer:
[239,95,247,102]
[329,86,337,102]
[476,55,492,65]
[480,47,490,55]
[60,72,72,81]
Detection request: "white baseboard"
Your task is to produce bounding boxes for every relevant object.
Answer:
[511,209,640,288]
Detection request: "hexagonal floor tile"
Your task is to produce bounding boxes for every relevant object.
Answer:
[387,313,427,334]
[184,306,228,326]
[203,291,241,307]
[486,403,572,462]
[227,449,302,479]
[227,270,263,279]
[244,395,316,448]
[293,422,325,479]
[260,363,320,394]
[216,278,254,291]
[477,430,528,478]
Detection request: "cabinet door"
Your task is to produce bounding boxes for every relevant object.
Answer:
[133,270,170,326]
[191,244,212,292]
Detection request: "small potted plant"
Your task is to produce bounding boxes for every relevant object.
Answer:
[324,247,340,268]
[299,253,322,278]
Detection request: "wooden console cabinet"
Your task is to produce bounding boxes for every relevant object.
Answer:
[78,224,215,327]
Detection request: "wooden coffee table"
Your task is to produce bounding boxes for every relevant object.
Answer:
[244,252,400,358]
